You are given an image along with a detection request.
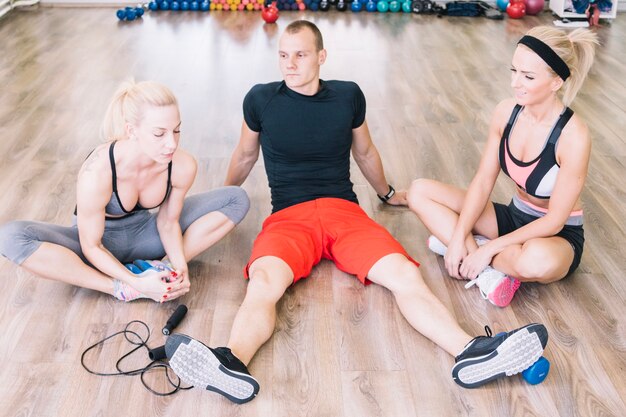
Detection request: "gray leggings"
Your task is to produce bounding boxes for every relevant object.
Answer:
[0,186,249,266]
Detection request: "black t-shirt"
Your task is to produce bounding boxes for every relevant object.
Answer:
[243,80,366,213]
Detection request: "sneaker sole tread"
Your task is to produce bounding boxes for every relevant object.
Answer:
[168,336,259,403]
[452,324,547,388]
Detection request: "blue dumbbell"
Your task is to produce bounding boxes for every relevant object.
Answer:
[130,259,176,282]
[125,263,143,274]
[133,259,155,272]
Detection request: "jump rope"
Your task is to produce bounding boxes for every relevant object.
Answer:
[80,304,192,396]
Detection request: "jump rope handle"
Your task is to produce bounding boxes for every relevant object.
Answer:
[148,304,189,361]
[162,304,188,336]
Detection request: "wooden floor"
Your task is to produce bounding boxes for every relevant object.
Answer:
[0,7,625,417]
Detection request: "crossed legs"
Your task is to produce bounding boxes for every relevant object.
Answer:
[407,178,574,283]
[0,207,240,298]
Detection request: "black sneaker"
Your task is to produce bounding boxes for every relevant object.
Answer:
[452,323,548,388]
[165,333,260,404]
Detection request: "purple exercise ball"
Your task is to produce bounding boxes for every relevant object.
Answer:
[524,0,544,15]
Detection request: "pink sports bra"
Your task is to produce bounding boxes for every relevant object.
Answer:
[499,104,573,199]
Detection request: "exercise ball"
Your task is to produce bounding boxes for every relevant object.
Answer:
[524,0,544,15]
[506,1,526,18]
[495,0,509,11]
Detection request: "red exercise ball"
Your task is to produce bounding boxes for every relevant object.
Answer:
[524,0,544,15]
[506,2,526,18]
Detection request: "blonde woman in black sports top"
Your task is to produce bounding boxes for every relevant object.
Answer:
[407,27,598,307]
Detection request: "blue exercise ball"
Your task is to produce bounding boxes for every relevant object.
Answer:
[181,1,190,10]
[160,1,170,10]
[365,0,376,11]
[148,1,158,10]
[171,1,180,10]
[116,9,126,19]
[496,0,509,11]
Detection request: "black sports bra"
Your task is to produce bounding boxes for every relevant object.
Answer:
[106,141,172,216]
[74,141,173,219]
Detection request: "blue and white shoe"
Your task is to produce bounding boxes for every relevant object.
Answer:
[452,323,548,388]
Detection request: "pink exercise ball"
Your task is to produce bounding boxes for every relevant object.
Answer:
[524,0,544,15]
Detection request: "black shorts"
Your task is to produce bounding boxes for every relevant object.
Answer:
[492,201,584,276]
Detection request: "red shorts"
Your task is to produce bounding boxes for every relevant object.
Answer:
[245,198,419,284]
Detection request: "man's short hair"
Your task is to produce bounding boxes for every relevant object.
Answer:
[285,20,324,51]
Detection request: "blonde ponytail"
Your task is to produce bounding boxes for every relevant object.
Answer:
[524,26,599,106]
[100,80,179,142]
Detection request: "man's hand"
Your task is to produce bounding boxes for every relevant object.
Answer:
[384,190,408,206]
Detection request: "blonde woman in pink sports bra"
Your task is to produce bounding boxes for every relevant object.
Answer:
[407,26,599,307]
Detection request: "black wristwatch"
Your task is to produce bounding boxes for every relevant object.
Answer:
[377,185,396,203]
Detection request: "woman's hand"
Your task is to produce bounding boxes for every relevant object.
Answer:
[164,266,191,301]
[444,236,468,280]
[459,245,494,280]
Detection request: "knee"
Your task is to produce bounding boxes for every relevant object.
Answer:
[380,259,424,295]
[247,267,288,303]
[514,242,561,281]
[0,221,31,263]
[222,186,250,225]
[407,178,434,214]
